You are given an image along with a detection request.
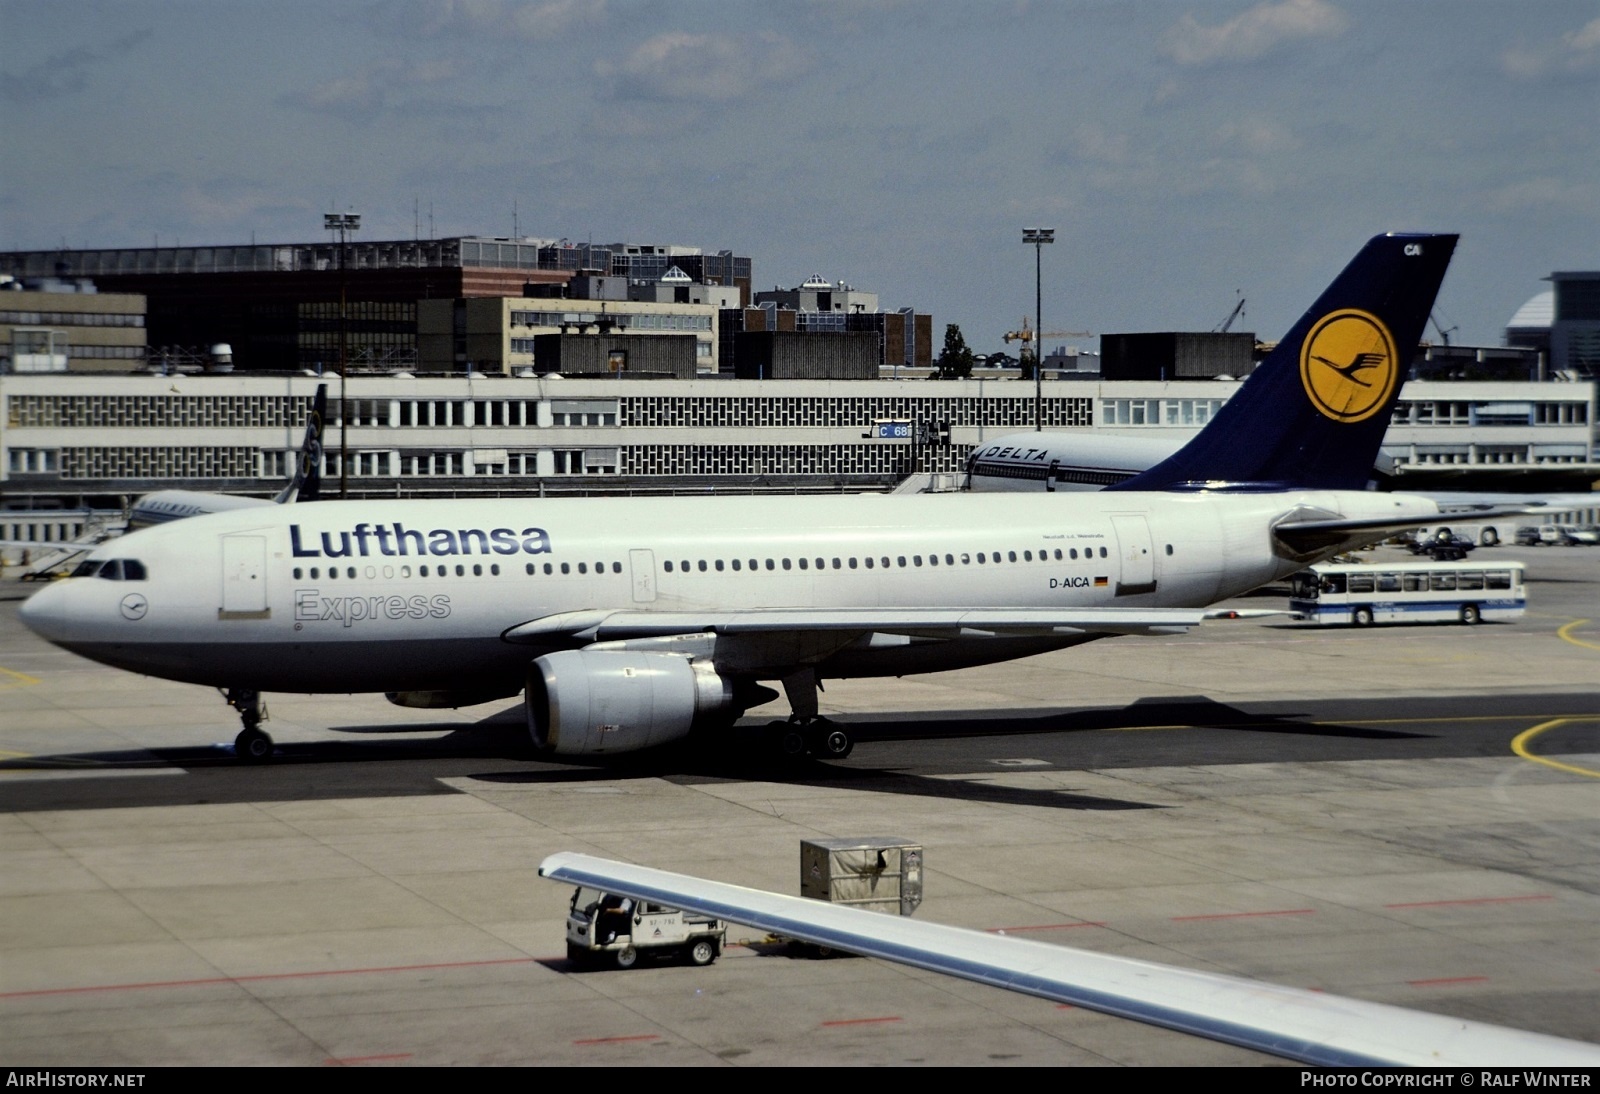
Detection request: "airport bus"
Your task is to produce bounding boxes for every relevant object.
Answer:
[1288,560,1526,627]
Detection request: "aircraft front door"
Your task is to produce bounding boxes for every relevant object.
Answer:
[1110,514,1157,597]
[220,535,269,619]
[629,548,657,603]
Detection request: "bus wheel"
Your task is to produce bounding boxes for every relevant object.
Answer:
[1460,604,1480,625]
[1480,527,1499,547]
[1353,607,1374,627]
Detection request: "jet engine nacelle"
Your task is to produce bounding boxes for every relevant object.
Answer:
[526,650,736,755]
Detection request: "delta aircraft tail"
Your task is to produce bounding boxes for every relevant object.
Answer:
[1108,233,1457,493]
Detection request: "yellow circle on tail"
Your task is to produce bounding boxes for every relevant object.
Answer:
[1299,309,1399,423]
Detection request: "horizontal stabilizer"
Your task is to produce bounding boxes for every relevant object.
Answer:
[1273,504,1538,557]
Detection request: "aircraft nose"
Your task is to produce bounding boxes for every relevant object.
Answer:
[18,580,73,643]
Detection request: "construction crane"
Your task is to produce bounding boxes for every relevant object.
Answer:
[1213,294,1246,333]
[1002,317,1092,351]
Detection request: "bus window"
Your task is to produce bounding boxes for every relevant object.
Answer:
[1402,574,1427,592]
[1458,572,1485,591]
[1348,574,1375,594]
[1486,571,1512,590]
[1290,573,1320,599]
[1377,573,1400,593]
[1322,574,1346,594]
[1430,573,1457,591]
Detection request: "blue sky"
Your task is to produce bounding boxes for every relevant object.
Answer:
[2,1,1595,353]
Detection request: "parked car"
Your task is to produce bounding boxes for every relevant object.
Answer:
[1526,524,1600,546]
[1515,526,1542,546]
[1413,529,1475,561]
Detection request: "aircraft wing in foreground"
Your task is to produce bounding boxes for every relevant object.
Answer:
[539,852,1600,1067]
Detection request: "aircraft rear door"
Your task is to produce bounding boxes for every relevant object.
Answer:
[629,549,658,603]
[219,534,270,619]
[1110,514,1157,597]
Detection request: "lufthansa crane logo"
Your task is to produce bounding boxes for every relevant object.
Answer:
[1299,308,1399,424]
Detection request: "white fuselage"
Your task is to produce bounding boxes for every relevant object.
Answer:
[20,489,1438,694]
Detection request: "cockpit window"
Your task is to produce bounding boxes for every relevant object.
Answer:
[70,558,146,581]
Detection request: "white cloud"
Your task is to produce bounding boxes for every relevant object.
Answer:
[1501,16,1600,78]
[1161,0,1348,66]
[1482,176,1597,215]
[279,59,460,119]
[1214,117,1300,156]
[0,29,153,104]
[595,31,814,103]
[1065,125,1131,166]
[393,0,605,41]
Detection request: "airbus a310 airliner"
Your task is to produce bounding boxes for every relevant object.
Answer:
[22,233,1459,763]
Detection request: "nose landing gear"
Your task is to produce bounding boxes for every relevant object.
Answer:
[222,689,272,762]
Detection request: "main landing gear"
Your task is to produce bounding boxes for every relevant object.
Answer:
[222,688,272,762]
[767,669,854,761]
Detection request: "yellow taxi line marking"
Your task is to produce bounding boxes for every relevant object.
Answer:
[1108,713,1596,732]
[1511,717,1600,780]
[0,665,42,689]
[1557,619,1600,652]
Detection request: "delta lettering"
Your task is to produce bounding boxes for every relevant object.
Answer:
[977,445,1050,462]
[290,523,552,559]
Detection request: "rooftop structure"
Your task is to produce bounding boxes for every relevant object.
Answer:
[0,276,148,374]
[0,238,754,374]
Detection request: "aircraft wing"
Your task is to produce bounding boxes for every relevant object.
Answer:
[538,852,1600,1067]
[503,606,1279,644]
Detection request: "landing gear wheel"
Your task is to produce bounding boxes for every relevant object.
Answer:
[234,727,272,763]
[223,688,270,761]
[686,939,717,967]
[777,726,809,759]
[1460,604,1480,625]
[1352,607,1374,627]
[810,724,854,760]
[613,946,639,970]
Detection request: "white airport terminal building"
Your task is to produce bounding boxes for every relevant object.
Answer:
[2,370,1595,553]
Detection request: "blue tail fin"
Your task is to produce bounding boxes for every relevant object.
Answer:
[274,383,326,504]
[1107,233,1457,492]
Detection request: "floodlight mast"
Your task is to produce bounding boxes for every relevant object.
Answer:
[1022,228,1055,430]
[324,214,361,497]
